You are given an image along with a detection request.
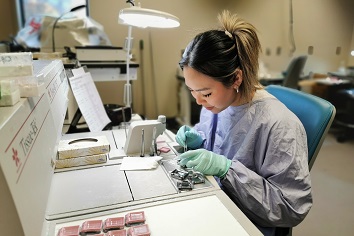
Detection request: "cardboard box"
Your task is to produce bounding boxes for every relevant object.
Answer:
[55,153,107,169]
[39,16,110,52]
[57,135,110,159]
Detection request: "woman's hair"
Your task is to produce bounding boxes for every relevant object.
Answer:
[179,10,262,103]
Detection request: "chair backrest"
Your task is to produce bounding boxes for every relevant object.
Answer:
[282,55,308,89]
[265,85,336,170]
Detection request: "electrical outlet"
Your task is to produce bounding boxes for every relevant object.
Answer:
[308,46,314,55]
[336,46,341,55]
[266,48,271,56]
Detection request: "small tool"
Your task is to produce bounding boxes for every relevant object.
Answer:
[140,129,145,157]
[184,126,187,153]
[184,137,187,153]
[150,127,157,156]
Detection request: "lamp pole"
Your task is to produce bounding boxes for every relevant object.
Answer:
[124,25,133,108]
[52,5,86,52]
[118,1,180,113]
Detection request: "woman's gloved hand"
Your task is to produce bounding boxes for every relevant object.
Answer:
[175,125,204,150]
[179,149,231,178]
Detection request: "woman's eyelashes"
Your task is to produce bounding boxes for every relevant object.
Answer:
[202,93,212,97]
[188,88,211,97]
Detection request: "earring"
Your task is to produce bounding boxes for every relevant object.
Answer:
[234,86,239,93]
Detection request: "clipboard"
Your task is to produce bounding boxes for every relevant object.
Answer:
[67,66,112,133]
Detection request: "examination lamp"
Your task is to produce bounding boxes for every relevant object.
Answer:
[118,5,180,28]
[52,5,86,52]
[118,1,180,108]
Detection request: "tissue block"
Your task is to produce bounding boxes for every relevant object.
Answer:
[106,229,127,236]
[57,225,80,236]
[125,211,146,227]
[127,224,150,236]
[57,135,110,159]
[103,217,125,232]
[80,220,103,234]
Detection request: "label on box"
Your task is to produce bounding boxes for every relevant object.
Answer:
[55,153,107,169]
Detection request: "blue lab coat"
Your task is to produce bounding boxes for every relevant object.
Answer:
[194,89,312,236]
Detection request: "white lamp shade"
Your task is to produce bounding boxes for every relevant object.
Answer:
[119,6,180,28]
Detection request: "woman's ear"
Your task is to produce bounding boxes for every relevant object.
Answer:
[233,69,243,88]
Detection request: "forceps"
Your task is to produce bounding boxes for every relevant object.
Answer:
[184,126,187,153]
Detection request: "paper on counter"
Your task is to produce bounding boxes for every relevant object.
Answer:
[68,71,111,132]
[108,148,126,160]
[120,156,163,171]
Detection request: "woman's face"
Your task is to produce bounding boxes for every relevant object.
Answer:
[183,66,240,114]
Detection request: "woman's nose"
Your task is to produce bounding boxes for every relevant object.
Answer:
[193,93,204,105]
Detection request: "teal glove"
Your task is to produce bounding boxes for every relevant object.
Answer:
[175,125,204,150]
[179,149,231,178]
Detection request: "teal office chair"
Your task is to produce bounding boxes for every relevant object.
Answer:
[266,85,336,170]
[265,85,336,236]
[281,55,307,89]
[260,55,307,90]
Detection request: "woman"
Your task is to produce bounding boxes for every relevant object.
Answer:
[176,10,312,236]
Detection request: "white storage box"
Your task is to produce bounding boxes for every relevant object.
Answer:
[57,135,110,160]
[0,52,33,77]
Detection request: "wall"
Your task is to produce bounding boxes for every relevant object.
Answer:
[89,0,224,119]
[0,0,18,41]
[292,0,354,73]
[348,24,354,67]
[2,0,353,119]
[89,0,354,119]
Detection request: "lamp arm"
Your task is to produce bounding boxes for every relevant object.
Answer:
[51,14,64,52]
[126,0,135,6]
[52,5,86,52]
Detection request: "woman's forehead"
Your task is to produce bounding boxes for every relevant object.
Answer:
[183,67,217,90]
